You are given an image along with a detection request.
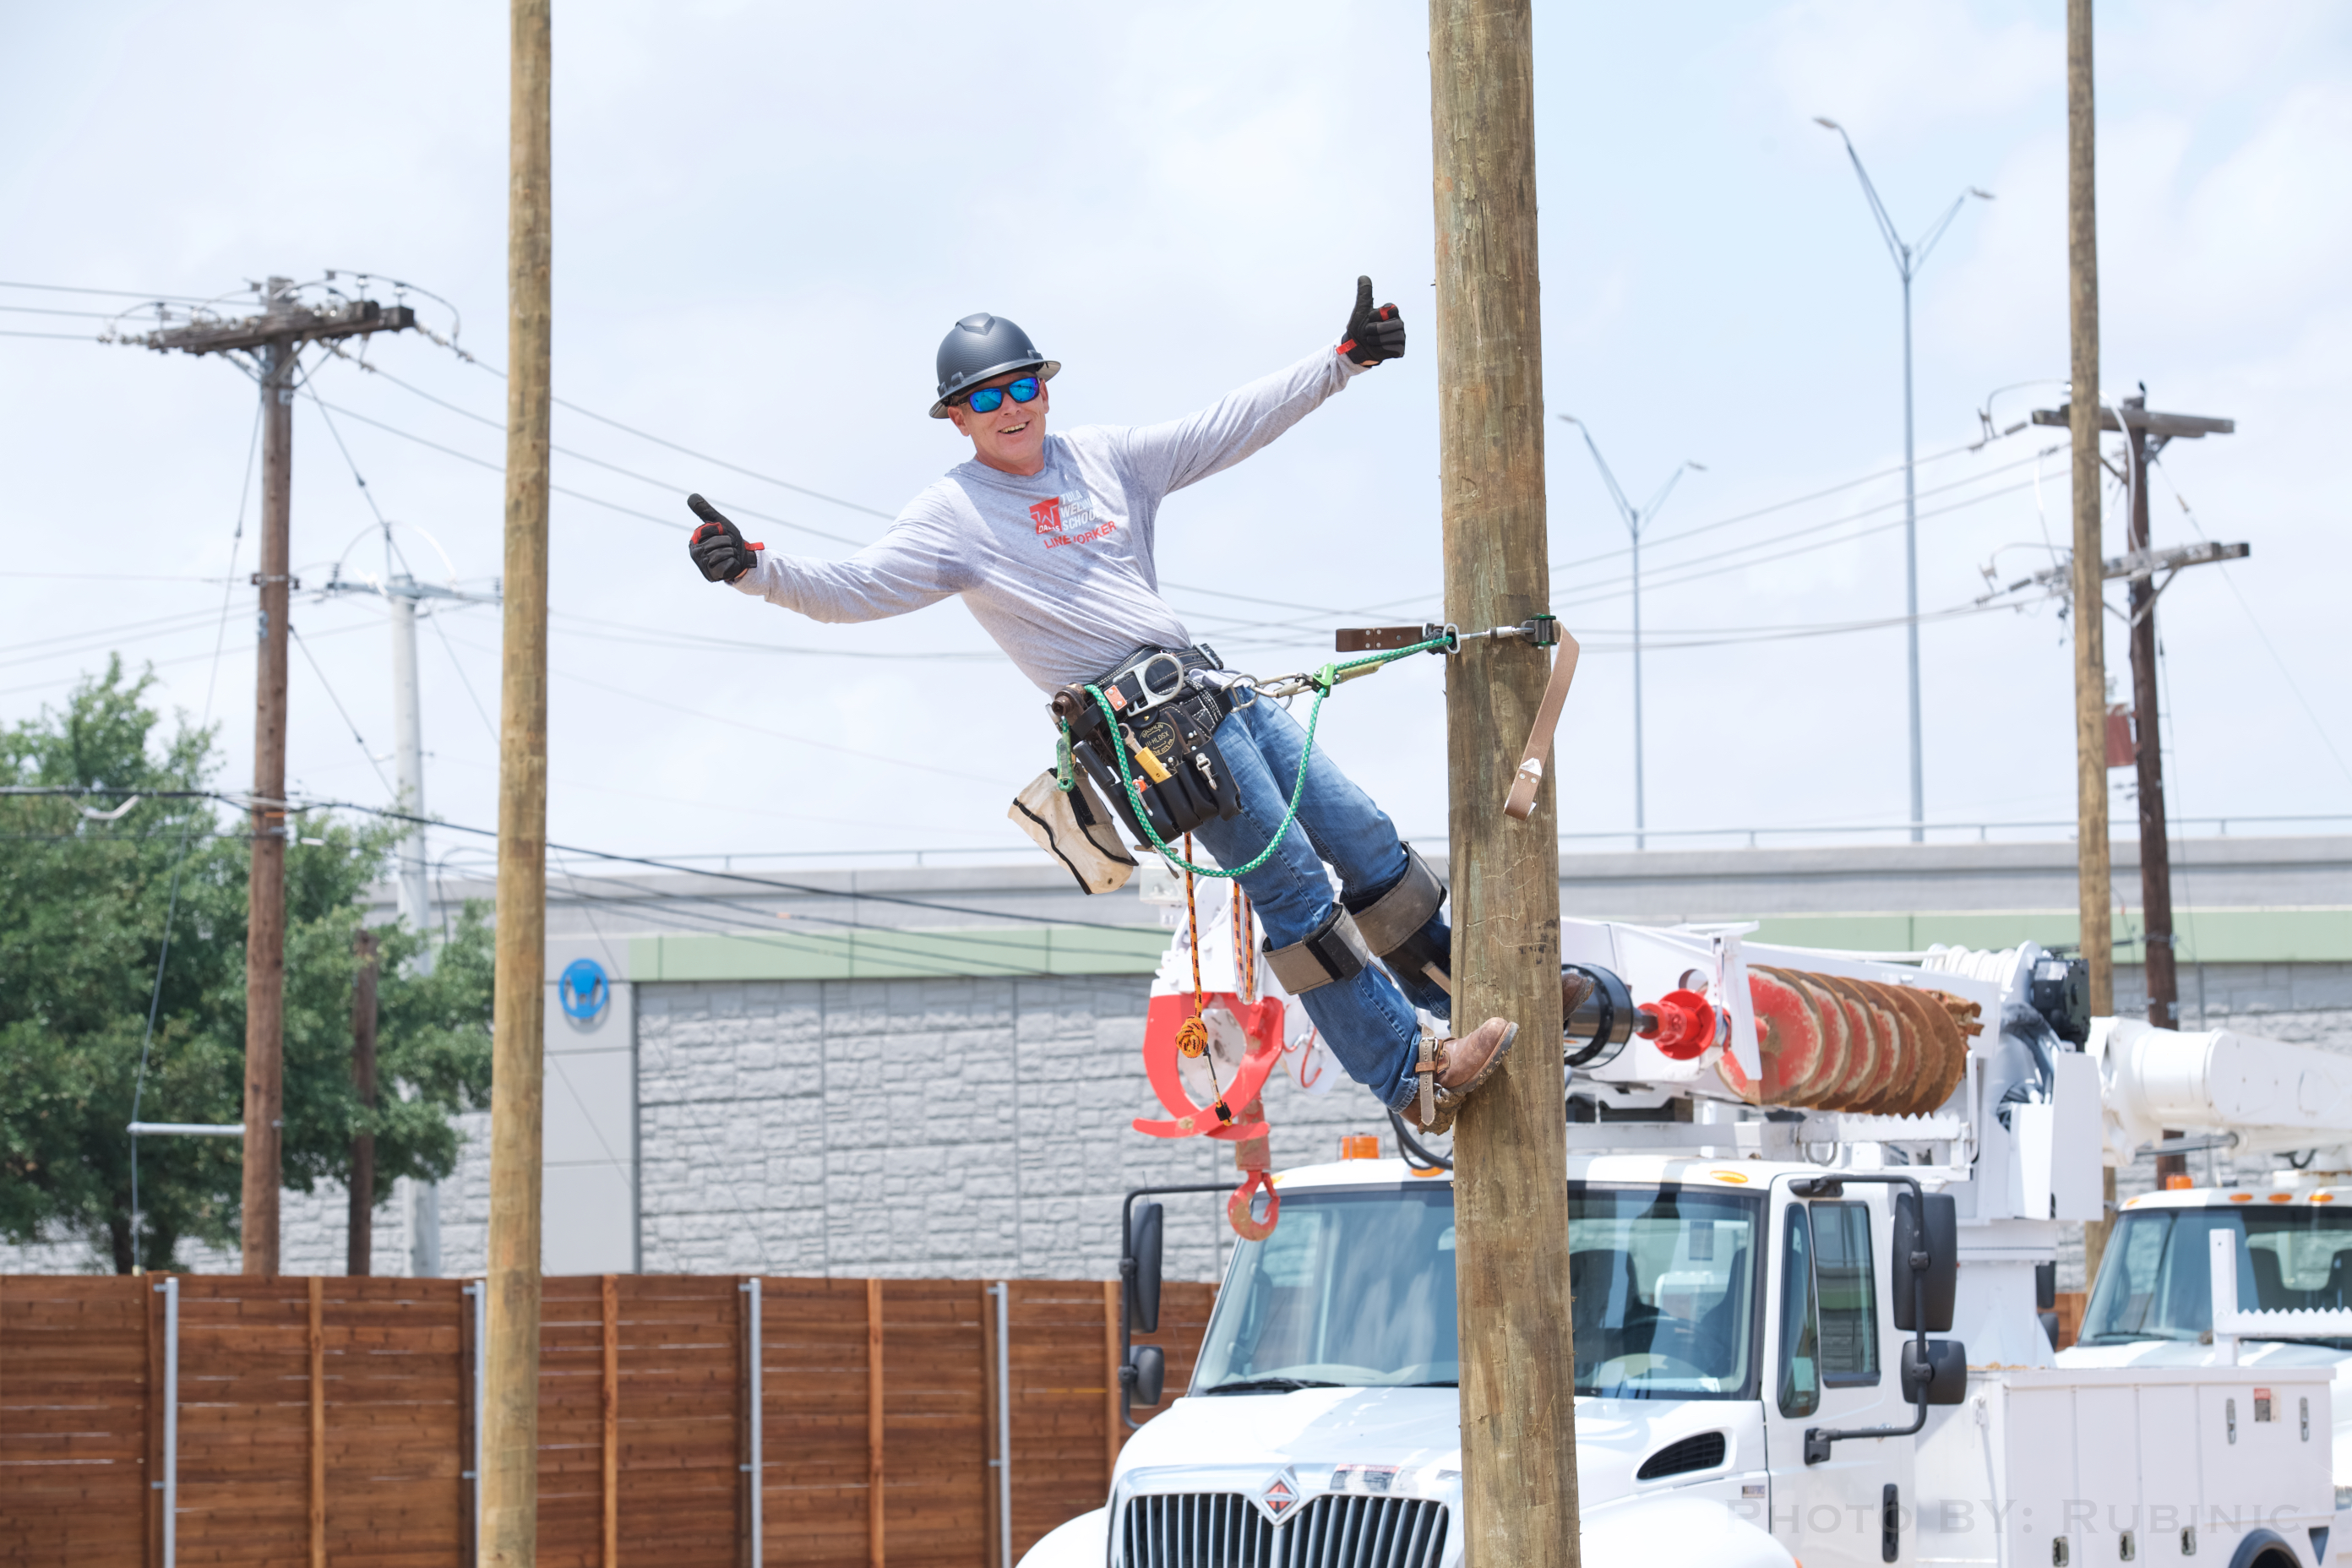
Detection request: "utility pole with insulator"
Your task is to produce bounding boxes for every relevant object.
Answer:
[1429,3,1581,1565]
[318,566,502,962]
[140,280,416,1277]
[2032,395,2241,1186]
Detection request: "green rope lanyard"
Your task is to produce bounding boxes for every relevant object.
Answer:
[1067,635,1451,879]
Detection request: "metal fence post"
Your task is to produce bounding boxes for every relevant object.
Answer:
[155,1277,178,1568]
[989,1282,1010,1568]
[464,1279,485,1550]
[740,1279,763,1568]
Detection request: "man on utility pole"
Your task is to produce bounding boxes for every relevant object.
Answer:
[142,280,415,1276]
[1430,2,1581,1565]
[684,289,1522,1130]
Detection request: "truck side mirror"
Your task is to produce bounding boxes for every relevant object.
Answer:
[1123,1345,1166,1409]
[1901,1339,1968,1406]
[1892,1190,1958,1332]
[1127,1202,1163,1334]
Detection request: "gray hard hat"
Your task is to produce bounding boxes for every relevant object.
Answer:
[930,312,1059,419]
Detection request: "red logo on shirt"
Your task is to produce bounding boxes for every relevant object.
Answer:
[1029,497,1064,534]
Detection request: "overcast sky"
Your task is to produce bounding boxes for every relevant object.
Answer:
[4,1,2346,886]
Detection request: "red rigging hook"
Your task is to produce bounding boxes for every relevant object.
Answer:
[1228,1169,1280,1243]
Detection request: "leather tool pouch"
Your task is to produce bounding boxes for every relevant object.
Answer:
[1056,646,1241,847]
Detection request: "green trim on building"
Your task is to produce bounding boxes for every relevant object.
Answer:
[623,907,2349,983]
[627,923,1168,982]
[1750,907,2352,963]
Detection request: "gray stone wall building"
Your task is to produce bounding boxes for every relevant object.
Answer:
[8,836,2346,1288]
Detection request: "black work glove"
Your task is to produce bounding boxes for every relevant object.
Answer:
[1338,275,1405,367]
[685,493,762,583]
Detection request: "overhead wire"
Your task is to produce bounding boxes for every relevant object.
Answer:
[128,399,261,1265]
[322,354,874,545]
[1190,449,2060,649]
[291,624,395,797]
[2149,460,2352,792]
[0,621,374,703]
[7,785,1168,939]
[0,279,225,304]
[432,625,1004,785]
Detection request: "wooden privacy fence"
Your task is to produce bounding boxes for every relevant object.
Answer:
[0,1272,1214,1568]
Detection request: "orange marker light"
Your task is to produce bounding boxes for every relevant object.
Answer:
[1712,1171,1750,1184]
[2165,1175,2194,1191]
[2268,1192,2294,1203]
[2229,1192,2254,1203]
[1340,1135,1380,1162]
[2316,1194,2337,1204]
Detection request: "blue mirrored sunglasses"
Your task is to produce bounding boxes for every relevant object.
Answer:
[961,375,1041,414]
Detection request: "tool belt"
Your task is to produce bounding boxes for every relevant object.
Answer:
[1054,645,1242,846]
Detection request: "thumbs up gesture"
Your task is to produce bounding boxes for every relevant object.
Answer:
[1339,275,1406,367]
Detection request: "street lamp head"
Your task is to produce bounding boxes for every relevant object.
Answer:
[1556,413,1583,427]
[1969,188,1995,201]
[1813,116,1843,133]
[1687,460,1708,472]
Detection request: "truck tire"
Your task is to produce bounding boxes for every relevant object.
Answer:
[2224,1527,2300,1568]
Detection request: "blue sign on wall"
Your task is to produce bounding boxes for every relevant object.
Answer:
[558,957,611,1023]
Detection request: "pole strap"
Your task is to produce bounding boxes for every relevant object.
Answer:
[1503,630,1582,821]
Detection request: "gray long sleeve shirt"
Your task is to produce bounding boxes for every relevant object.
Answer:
[730,345,1367,691]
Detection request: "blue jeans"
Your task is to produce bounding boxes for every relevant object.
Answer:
[1190,700,1451,1112]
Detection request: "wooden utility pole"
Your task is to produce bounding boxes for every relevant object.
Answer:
[348,928,380,1275]
[247,319,296,1277]
[1429,4,1579,1566]
[2116,395,2235,1044]
[2034,395,2240,1184]
[2065,0,2119,1285]
[141,283,415,1277]
[484,0,553,1562]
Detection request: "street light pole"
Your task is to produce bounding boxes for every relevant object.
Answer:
[1814,117,1991,844]
[1558,416,1701,852]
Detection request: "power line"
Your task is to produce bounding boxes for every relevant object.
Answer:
[0,619,375,703]
[290,625,395,797]
[370,341,899,522]
[128,400,261,1266]
[2152,460,2352,792]
[432,626,1005,786]
[0,279,226,304]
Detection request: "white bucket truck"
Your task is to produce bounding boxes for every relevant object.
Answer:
[2058,1015,2352,1525]
[1020,918,2341,1568]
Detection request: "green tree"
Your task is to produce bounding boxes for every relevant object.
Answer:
[0,660,493,1272]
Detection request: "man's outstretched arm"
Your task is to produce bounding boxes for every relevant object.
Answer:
[686,493,966,623]
[1118,275,1405,499]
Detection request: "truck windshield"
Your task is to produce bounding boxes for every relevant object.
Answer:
[2080,1204,2352,1348]
[1190,1184,1761,1400]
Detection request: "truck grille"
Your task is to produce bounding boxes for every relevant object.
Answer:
[1118,1491,1451,1568]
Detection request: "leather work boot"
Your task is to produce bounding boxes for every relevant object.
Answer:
[1400,1017,1519,1136]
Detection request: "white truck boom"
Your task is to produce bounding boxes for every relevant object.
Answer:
[1015,916,2345,1568]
